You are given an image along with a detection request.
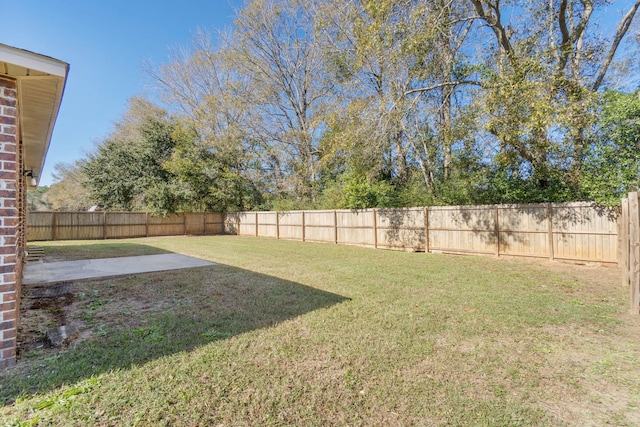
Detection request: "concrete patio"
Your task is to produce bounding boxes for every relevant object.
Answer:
[23,254,215,286]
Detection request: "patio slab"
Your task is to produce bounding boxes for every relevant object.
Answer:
[23,254,214,286]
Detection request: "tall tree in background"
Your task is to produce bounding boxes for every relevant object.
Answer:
[27,186,51,211]
[582,90,640,206]
[223,0,330,203]
[402,0,481,203]
[147,34,264,211]
[83,98,181,213]
[317,0,414,183]
[316,0,483,206]
[470,0,640,201]
[84,97,260,213]
[46,161,93,210]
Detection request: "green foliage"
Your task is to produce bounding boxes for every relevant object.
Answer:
[163,123,262,212]
[483,168,578,204]
[338,172,395,209]
[27,186,51,211]
[83,99,261,214]
[582,90,640,206]
[83,115,177,214]
[43,161,95,211]
[384,173,433,207]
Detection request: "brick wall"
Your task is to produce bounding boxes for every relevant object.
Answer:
[0,76,19,369]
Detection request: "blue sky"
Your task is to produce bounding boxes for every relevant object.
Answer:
[1,0,244,185]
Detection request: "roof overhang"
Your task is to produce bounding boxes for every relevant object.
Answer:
[0,44,69,189]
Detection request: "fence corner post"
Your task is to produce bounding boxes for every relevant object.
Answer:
[628,192,640,315]
[255,211,259,237]
[276,211,280,239]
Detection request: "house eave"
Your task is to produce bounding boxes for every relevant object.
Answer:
[0,44,69,189]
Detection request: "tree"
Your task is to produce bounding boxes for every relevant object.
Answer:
[46,161,93,210]
[226,0,330,202]
[162,123,263,212]
[582,90,640,206]
[316,0,483,205]
[136,0,640,209]
[317,0,415,183]
[147,30,273,208]
[469,0,640,201]
[83,98,180,213]
[27,186,51,211]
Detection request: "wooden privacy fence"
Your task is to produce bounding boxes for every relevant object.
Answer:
[28,202,619,266]
[27,212,224,241]
[225,202,619,265]
[621,192,640,314]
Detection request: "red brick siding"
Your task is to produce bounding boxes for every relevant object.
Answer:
[0,76,19,369]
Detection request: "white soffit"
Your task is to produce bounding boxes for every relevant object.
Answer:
[0,44,69,187]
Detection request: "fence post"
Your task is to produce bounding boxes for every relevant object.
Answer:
[334,210,338,244]
[145,212,149,237]
[276,211,280,239]
[424,207,430,254]
[620,198,630,289]
[255,212,259,237]
[52,211,57,241]
[629,192,640,315]
[302,211,306,242]
[548,203,555,261]
[494,206,500,256]
[373,209,378,249]
[103,211,107,240]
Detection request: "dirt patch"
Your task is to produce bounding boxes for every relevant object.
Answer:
[17,292,78,358]
[17,277,176,361]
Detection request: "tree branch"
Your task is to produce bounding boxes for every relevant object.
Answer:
[592,0,640,91]
[404,80,482,96]
[556,0,593,78]
[558,0,570,47]
[469,0,516,66]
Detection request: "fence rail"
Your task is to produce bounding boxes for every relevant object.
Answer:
[28,202,619,266]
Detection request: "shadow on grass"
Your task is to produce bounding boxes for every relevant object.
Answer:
[3,263,349,405]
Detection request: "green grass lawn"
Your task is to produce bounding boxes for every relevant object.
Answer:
[2,236,639,426]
